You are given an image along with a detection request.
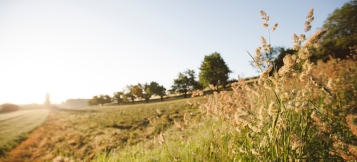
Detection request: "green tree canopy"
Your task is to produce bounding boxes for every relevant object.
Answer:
[96,95,109,106]
[171,69,201,98]
[124,93,136,104]
[149,81,166,101]
[88,96,98,106]
[314,1,357,61]
[88,95,112,106]
[104,95,112,105]
[131,85,143,99]
[199,52,231,90]
[124,85,138,104]
[140,83,153,103]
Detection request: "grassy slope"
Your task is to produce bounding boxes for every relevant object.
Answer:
[96,59,357,161]
[3,97,205,162]
[0,109,50,157]
[4,60,356,161]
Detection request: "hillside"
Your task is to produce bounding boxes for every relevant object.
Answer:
[3,97,205,162]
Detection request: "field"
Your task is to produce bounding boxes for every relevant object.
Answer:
[0,109,50,157]
[2,97,205,162]
[1,9,357,161]
[1,57,357,161]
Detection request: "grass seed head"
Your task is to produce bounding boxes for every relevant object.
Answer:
[268,101,278,116]
[272,23,278,32]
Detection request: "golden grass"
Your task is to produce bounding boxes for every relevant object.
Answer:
[3,8,357,162]
[0,109,50,158]
[2,97,204,162]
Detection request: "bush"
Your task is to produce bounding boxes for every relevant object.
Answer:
[0,103,20,113]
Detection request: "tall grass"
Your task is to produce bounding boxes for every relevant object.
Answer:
[5,9,357,162]
[195,9,357,161]
[99,9,357,161]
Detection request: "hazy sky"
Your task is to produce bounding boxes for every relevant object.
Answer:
[0,0,350,104]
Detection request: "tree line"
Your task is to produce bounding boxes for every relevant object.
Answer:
[89,1,356,106]
[88,52,232,106]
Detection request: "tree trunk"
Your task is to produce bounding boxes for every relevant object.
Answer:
[160,96,163,101]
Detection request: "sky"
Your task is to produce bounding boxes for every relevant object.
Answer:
[0,0,350,105]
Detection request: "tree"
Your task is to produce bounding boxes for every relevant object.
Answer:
[104,95,112,105]
[97,95,105,106]
[125,93,136,104]
[146,81,166,101]
[149,81,166,101]
[171,69,201,98]
[122,94,130,103]
[124,85,138,104]
[199,52,231,90]
[88,100,94,106]
[89,96,98,106]
[141,83,153,103]
[113,92,124,105]
[314,1,357,61]
[131,85,143,100]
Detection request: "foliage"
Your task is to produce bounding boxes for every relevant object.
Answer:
[5,6,357,162]
[0,103,20,113]
[148,81,166,101]
[314,1,357,61]
[170,69,201,98]
[131,85,144,100]
[88,96,98,106]
[94,8,357,161]
[199,52,231,90]
[140,83,153,103]
[125,93,136,104]
[104,95,111,105]
[88,95,112,106]
[124,85,137,104]
[187,9,357,161]
[113,92,124,105]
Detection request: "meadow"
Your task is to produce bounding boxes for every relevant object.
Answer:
[2,97,205,162]
[0,109,50,157]
[4,51,356,161]
[2,8,357,162]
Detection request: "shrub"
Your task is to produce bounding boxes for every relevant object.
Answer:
[0,104,20,113]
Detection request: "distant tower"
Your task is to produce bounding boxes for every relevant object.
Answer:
[44,93,51,108]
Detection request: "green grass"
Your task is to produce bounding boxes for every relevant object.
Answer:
[0,109,50,156]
